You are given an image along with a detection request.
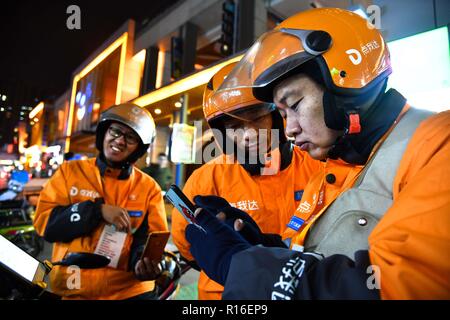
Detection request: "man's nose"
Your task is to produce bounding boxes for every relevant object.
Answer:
[285,117,301,138]
[113,134,127,144]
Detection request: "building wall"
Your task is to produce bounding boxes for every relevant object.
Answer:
[374,0,450,41]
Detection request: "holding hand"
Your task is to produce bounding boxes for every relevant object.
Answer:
[101,204,131,233]
[185,207,251,285]
[134,258,162,281]
[194,195,286,248]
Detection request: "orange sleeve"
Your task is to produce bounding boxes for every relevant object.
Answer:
[369,111,450,299]
[170,166,218,261]
[33,163,71,236]
[146,181,169,233]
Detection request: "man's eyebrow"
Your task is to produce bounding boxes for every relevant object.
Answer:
[277,88,295,106]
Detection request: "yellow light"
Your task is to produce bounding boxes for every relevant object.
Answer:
[34,117,39,122]
[155,50,166,89]
[78,33,128,80]
[133,55,243,107]
[174,101,182,108]
[132,49,146,64]
[115,33,129,104]
[65,32,128,153]
[154,108,162,115]
[29,102,44,119]
[93,103,100,111]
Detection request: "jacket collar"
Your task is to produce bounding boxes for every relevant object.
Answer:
[327,89,406,165]
[96,154,132,180]
[242,141,294,176]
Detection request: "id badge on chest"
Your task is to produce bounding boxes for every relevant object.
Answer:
[94,224,127,268]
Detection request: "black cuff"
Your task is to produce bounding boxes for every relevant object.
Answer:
[262,233,288,248]
[44,199,104,243]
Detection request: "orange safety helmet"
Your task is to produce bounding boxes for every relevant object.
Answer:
[203,62,275,123]
[217,8,391,102]
[202,62,288,159]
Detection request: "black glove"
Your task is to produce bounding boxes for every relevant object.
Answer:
[194,195,287,248]
[185,208,251,285]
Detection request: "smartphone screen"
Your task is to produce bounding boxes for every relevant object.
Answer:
[0,234,41,283]
[165,184,197,224]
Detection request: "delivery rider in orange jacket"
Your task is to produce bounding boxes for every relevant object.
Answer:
[184,8,450,299]
[171,62,322,300]
[34,103,168,300]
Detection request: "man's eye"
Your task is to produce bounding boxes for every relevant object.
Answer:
[289,97,304,112]
[110,128,121,136]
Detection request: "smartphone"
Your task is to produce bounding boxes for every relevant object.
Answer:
[0,234,48,286]
[165,184,206,233]
[165,184,198,224]
[140,231,170,261]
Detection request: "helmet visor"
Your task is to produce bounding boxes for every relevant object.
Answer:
[219,102,276,125]
[214,28,329,102]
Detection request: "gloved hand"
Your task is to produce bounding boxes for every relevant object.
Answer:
[185,208,251,285]
[194,195,287,248]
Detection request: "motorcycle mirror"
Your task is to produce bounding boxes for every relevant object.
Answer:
[52,252,110,269]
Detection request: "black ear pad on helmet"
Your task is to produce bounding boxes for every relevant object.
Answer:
[271,109,288,145]
[322,92,347,131]
[95,120,110,153]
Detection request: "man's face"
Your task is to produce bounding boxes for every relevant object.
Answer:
[103,122,139,163]
[273,74,342,160]
[223,108,273,156]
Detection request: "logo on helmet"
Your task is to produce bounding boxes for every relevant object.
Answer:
[346,49,362,65]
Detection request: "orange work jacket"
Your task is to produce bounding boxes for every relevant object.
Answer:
[34,158,168,300]
[283,109,450,299]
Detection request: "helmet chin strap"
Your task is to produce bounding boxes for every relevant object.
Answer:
[97,153,133,180]
[99,152,131,169]
[323,78,388,135]
[326,87,404,165]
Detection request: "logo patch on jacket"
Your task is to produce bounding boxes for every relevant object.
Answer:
[69,186,100,199]
[229,200,259,211]
[287,216,305,231]
[128,210,143,217]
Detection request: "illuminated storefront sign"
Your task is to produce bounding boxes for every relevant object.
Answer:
[66,32,129,152]
[170,123,197,164]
